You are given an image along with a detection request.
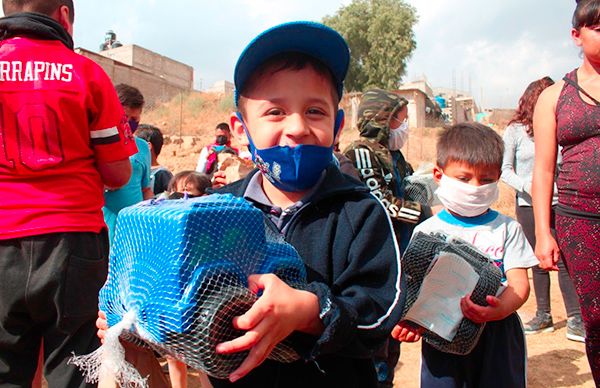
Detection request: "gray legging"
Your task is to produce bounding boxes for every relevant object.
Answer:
[515,205,581,317]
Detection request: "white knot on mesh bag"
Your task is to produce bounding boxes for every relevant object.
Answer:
[70,193,306,385]
[400,232,502,355]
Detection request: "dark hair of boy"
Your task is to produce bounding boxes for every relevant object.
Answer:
[2,0,74,22]
[136,124,164,157]
[115,83,145,109]
[168,170,211,195]
[437,122,504,171]
[216,122,231,132]
[573,0,600,29]
[237,52,340,116]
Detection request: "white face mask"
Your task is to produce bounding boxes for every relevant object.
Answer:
[388,119,409,151]
[435,174,499,217]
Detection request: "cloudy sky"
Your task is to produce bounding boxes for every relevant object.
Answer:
[3,1,582,108]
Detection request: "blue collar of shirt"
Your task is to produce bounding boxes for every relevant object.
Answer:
[437,209,499,227]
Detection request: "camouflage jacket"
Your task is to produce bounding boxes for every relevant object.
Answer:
[343,139,422,225]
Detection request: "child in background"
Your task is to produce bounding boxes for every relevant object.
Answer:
[196,123,239,175]
[135,124,173,196]
[98,170,213,388]
[393,123,538,388]
[103,84,154,245]
[164,170,212,387]
[163,170,212,199]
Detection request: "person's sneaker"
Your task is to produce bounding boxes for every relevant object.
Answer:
[566,315,586,343]
[523,312,554,334]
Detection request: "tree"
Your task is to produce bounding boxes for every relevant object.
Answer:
[323,0,418,92]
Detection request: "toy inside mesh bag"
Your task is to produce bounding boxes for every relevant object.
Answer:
[400,231,502,355]
[70,193,307,385]
[402,163,440,207]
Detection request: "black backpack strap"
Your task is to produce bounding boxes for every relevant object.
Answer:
[563,75,600,106]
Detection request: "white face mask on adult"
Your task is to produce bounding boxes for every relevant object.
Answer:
[388,119,409,151]
[435,174,499,217]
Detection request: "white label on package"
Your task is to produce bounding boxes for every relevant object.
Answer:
[404,252,480,341]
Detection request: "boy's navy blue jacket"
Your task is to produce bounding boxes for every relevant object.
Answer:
[210,166,406,388]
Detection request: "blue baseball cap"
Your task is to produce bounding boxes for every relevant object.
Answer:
[234,21,350,106]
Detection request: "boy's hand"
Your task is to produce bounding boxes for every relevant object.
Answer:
[97,310,108,344]
[212,170,228,188]
[391,321,423,342]
[216,274,323,382]
[460,294,507,324]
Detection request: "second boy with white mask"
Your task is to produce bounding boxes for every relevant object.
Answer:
[435,174,500,218]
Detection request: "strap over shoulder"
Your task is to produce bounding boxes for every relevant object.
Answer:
[563,75,600,106]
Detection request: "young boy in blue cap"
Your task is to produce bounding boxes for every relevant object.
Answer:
[211,21,406,387]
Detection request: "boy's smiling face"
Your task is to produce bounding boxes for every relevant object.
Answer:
[232,66,339,150]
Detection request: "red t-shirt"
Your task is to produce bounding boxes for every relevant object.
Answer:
[0,37,137,239]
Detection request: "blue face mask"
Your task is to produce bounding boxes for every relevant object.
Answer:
[128,118,139,133]
[236,110,344,193]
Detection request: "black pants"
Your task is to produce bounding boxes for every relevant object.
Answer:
[374,338,400,387]
[421,313,526,388]
[515,205,581,317]
[0,232,109,388]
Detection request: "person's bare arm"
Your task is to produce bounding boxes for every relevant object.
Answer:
[532,84,561,270]
[97,159,132,189]
[142,187,154,200]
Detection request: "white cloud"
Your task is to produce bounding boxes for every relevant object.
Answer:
[404,0,581,108]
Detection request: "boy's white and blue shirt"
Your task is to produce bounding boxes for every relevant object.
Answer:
[413,209,538,282]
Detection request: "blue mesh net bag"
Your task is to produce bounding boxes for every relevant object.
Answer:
[70,193,306,386]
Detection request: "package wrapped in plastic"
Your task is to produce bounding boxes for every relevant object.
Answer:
[400,232,502,355]
[70,193,306,386]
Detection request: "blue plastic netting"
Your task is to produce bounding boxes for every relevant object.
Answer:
[72,194,306,383]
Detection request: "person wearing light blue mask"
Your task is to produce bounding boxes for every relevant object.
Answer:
[208,21,406,387]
